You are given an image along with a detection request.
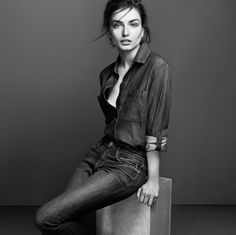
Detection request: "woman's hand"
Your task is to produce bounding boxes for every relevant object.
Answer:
[137,179,159,206]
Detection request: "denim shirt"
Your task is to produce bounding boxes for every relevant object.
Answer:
[97,42,171,152]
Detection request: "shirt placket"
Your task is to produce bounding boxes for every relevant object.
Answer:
[113,64,135,139]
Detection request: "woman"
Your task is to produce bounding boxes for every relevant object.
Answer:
[34,0,171,234]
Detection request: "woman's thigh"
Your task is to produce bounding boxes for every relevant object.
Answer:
[35,167,144,231]
[63,136,109,192]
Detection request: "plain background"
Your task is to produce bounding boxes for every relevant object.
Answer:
[0,0,235,205]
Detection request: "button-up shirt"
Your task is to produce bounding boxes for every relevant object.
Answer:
[97,42,171,152]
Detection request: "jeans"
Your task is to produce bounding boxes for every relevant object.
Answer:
[34,135,148,235]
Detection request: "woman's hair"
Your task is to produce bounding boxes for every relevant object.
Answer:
[95,0,151,43]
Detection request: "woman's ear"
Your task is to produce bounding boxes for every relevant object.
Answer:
[140,27,146,44]
[141,27,144,38]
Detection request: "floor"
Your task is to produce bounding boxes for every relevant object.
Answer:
[0,205,235,235]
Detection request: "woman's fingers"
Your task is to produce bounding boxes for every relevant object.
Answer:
[137,184,159,206]
[137,188,148,203]
[137,187,142,199]
[143,194,149,204]
[139,192,158,206]
[140,194,158,206]
[139,191,146,203]
[148,194,159,206]
[148,195,155,206]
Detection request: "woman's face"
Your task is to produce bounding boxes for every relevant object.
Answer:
[109,7,144,52]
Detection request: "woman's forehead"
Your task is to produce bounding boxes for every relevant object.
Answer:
[111,7,141,22]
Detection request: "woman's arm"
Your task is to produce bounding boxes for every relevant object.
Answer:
[137,135,166,206]
[137,150,160,206]
[137,60,171,206]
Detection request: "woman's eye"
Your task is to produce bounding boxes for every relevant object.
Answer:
[112,23,122,29]
[130,23,139,27]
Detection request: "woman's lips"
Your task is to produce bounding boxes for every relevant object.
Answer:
[120,39,132,44]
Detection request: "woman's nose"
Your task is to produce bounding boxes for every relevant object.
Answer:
[122,25,129,36]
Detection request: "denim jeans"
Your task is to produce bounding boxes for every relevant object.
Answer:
[34,135,148,235]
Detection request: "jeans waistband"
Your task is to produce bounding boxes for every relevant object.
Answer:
[102,135,146,154]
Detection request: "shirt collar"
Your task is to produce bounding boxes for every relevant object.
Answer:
[113,41,151,74]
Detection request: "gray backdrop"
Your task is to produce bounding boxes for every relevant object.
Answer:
[0,0,235,205]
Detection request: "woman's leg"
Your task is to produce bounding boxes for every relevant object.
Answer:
[34,137,107,235]
[34,139,147,235]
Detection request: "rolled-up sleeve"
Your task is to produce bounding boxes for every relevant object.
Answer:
[146,61,171,152]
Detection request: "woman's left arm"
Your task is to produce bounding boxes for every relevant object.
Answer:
[137,133,167,206]
[137,149,160,206]
[137,60,171,206]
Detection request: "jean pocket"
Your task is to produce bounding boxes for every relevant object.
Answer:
[117,150,145,174]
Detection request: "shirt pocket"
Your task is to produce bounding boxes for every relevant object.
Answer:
[120,90,147,123]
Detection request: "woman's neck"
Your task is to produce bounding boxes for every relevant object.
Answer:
[117,44,140,70]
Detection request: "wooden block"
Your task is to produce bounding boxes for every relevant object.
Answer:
[96,177,172,235]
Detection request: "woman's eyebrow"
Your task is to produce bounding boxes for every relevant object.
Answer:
[111,18,140,23]
[129,19,140,22]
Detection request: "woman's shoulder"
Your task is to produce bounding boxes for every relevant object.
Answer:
[148,50,169,69]
[146,50,170,84]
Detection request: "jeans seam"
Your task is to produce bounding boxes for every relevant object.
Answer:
[117,157,142,176]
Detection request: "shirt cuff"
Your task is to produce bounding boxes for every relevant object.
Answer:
[145,133,168,152]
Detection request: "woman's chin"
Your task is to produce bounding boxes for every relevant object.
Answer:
[117,43,139,52]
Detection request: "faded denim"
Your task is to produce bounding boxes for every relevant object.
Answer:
[97,41,171,152]
[34,135,148,235]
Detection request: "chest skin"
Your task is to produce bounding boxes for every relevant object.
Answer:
[107,66,129,108]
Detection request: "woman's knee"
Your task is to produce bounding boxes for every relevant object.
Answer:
[34,204,50,230]
[34,202,61,231]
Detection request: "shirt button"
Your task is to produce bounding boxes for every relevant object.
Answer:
[108,141,113,147]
